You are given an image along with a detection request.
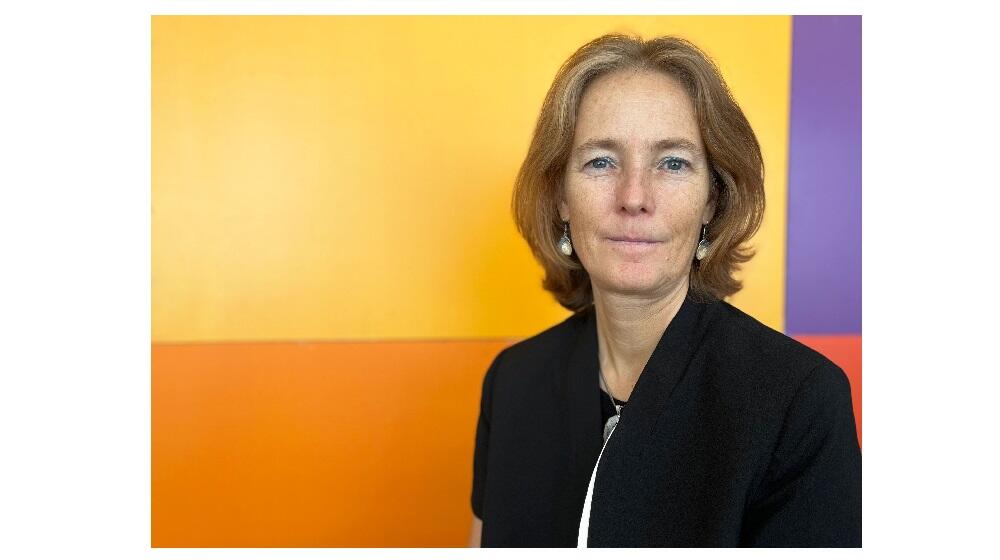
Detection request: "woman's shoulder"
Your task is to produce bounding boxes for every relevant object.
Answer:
[490,306,592,372]
[700,298,849,396]
[699,299,858,463]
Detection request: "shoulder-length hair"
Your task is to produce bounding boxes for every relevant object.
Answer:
[511,34,766,311]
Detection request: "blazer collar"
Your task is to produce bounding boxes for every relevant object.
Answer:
[614,292,716,458]
[561,290,718,478]
[564,303,602,488]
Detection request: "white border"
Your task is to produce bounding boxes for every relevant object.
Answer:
[149,1,865,16]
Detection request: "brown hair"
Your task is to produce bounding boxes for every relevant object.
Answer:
[511,34,765,311]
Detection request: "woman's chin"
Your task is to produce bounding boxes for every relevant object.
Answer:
[593,264,670,297]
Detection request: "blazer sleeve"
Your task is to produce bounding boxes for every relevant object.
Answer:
[471,349,505,519]
[741,361,862,547]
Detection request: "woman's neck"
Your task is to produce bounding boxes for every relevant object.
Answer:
[592,279,688,401]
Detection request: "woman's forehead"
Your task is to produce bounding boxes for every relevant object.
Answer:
[575,70,701,147]
[580,69,693,108]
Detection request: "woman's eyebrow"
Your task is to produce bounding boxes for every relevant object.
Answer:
[573,137,703,158]
[651,138,703,157]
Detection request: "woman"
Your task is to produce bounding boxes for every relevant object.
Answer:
[469,34,861,547]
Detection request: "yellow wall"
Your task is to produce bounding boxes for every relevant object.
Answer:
[152,15,790,342]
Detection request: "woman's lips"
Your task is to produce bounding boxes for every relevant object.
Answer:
[606,236,660,244]
[606,236,661,250]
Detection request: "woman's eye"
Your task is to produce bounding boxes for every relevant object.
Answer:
[585,157,615,171]
[660,157,690,172]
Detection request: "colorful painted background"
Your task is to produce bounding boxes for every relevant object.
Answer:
[152,15,860,547]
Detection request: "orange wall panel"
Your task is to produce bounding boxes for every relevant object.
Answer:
[154,335,860,546]
[152,340,513,547]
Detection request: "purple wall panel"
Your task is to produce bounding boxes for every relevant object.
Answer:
[786,16,862,335]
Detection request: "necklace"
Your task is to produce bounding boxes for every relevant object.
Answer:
[598,367,625,443]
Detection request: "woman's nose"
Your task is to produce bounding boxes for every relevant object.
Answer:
[616,165,654,215]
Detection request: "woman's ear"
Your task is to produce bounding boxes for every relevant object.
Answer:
[702,194,717,225]
[558,196,569,222]
[703,170,720,224]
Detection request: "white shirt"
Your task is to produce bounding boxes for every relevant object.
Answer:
[576,421,618,547]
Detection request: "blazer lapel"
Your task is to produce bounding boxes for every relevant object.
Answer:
[559,306,603,497]
[554,294,718,508]
[613,293,716,459]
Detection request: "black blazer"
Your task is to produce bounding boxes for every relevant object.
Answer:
[471,293,861,547]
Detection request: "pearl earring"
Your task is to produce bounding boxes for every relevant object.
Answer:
[558,221,573,256]
[695,224,710,261]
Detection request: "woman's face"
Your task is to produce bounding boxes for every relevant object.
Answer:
[559,69,716,300]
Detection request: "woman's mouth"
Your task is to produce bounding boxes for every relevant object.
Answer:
[606,236,662,252]
[607,236,660,244]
